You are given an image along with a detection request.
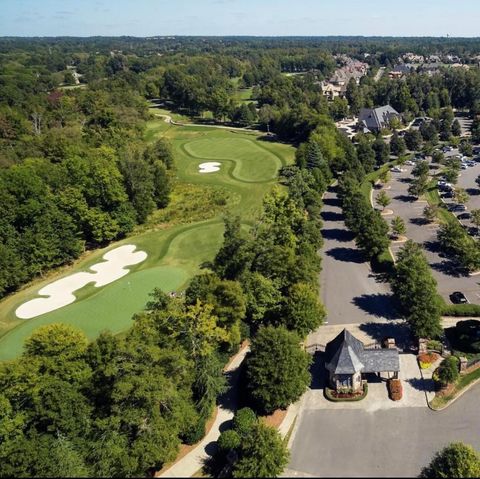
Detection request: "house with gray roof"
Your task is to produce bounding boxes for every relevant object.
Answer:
[325,329,400,392]
[358,105,401,133]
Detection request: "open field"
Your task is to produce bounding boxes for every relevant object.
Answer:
[0,117,294,360]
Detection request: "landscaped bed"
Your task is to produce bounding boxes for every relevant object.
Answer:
[430,364,480,410]
[418,352,440,369]
[324,383,368,402]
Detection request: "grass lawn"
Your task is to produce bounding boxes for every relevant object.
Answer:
[360,160,397,268]
[424,180,457,225]
[0,118,294,360]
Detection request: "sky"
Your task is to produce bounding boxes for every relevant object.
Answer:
[1,0,480,37]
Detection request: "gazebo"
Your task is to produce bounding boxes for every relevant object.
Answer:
[325,329,400,393]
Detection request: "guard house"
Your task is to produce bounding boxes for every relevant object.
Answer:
[325,329,400,392]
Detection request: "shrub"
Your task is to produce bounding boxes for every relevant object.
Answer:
[183,415,207,445]
[436,356,460,386]
[445,320,480,354]
[388,378,403,401]
[427,339,443,351]
[218,429,241,452]
[233,407,257,438]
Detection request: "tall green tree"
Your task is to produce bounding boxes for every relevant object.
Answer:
[392,240,442,338]
[232,423,289,478]
[421,442,480,478]
[246,326,311,413]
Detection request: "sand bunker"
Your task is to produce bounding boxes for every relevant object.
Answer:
[15,245,147,319]
[199,162,221,173]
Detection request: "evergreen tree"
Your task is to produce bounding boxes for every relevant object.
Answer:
[390,131,406,157]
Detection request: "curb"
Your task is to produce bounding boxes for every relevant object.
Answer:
[278,401,300,439]
[428,374,480,411]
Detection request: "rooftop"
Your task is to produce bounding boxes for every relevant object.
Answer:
[325,329,400,375]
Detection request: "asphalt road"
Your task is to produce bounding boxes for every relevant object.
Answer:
[287,382,480,478]
[377,163,480,304]
[320,186,398,324]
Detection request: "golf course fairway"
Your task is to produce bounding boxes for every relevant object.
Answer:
[0,119,294,360]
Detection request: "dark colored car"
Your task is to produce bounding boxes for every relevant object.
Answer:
[457,212,471,220]
[450,291,469,304]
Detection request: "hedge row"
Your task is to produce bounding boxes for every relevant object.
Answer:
[442,304,480,317]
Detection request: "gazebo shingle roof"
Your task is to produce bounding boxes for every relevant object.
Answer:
[325,329,400,375]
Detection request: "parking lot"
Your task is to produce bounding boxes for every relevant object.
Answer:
[374,157,480,304]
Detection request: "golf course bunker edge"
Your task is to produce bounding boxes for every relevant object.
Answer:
[15,244,148,319]
[198,161,221,173]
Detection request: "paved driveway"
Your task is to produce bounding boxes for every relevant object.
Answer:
[375,165,480,304]
[286,382,480,478]
[320,187,398,325]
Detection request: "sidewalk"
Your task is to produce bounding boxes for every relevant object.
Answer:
[156,344,249,478]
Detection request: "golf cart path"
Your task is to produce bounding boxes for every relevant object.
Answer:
[154,113,266,134]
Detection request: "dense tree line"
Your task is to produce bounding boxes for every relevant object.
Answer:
[0,60,173,298]
[0,310,213,476]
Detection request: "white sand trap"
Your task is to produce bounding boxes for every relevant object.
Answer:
[199,162,221,173]
[15,245,147,319]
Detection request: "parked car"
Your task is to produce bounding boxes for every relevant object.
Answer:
[450,291,469,304]
[443,146,454,152]
[457,212,471,220]
[390,166,403,173]
[405,160,415,166]
[442,191,455,199]
[452,204,468,212]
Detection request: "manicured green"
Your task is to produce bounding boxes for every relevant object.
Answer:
[0,119,294,360]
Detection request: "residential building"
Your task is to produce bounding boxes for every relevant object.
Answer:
[358,105,401,133]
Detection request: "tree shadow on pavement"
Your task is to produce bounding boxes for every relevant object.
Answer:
[326,247,365,263]
[321,228,355,242]
[393,194,415,203]
[406,377,436,393]
[323,197,341,207]
[410,217,429,226]
[352,293,400,320]
[368,271,391,284]
[398,177,413,184]
[309,352,327,390]
[359,322,413,350]
[321,211,344,222]
[430,260,465,278]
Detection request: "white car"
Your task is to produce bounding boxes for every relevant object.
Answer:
[405,160,415,166]
[390,167,402,173]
